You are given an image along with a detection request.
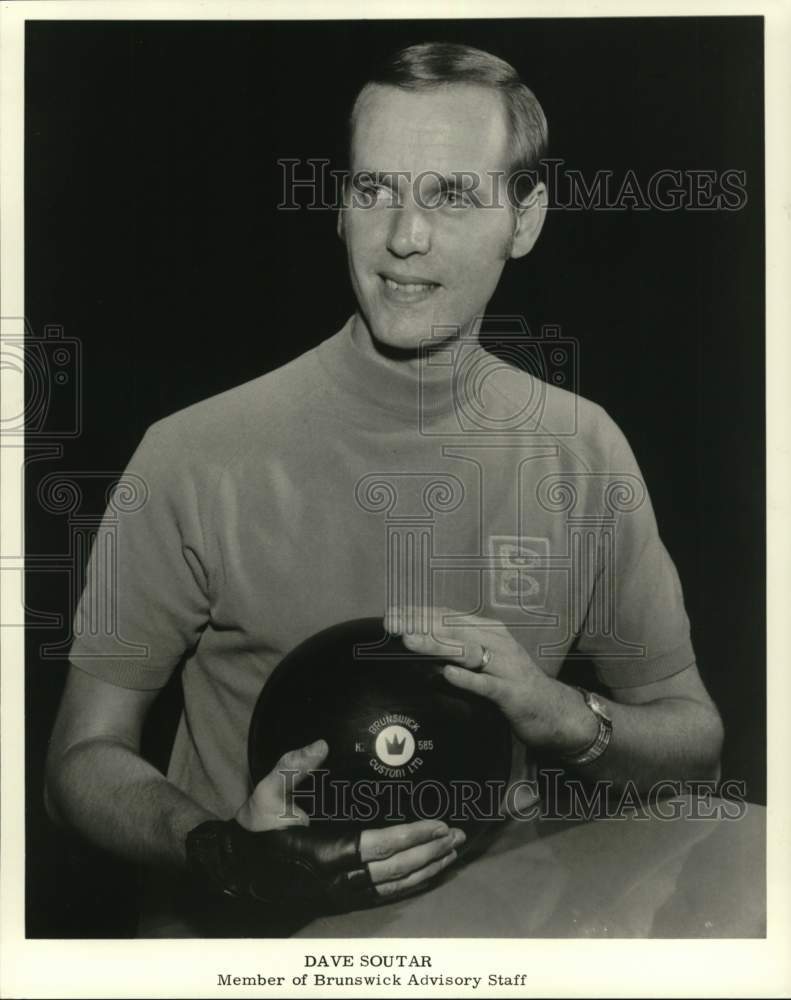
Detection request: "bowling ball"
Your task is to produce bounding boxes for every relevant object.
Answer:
[248,617,513,846]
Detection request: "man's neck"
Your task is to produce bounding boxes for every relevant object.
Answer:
[350,313,479,377]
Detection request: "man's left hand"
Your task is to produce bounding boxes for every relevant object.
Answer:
[384,606,596,757]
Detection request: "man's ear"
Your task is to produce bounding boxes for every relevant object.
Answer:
[509,181,547,259]
[337,177,351,242]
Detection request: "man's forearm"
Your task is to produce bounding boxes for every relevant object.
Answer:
[553,684,724,792]
[46,738,215,868]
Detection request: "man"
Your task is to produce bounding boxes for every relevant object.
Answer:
[45,42,723,936]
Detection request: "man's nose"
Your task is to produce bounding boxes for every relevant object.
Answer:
[386,202,432,257]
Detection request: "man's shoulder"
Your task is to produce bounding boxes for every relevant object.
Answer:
[481,354,626,460]
[142,336,328,455]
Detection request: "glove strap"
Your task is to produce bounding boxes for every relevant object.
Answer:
[186,820,245,898]
[185,820,375,911]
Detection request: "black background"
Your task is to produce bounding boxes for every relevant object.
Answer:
[24,18,764,937]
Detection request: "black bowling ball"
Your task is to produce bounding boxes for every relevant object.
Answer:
[248,617,513,846]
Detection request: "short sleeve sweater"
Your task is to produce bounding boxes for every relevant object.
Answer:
[70,317,695,819]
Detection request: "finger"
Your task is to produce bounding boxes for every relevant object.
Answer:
[359,819,449,864]
[400,630,489,669]
[385,607,507,670]
[246,739,329,814]
[385,605,498,636]
[384,604,459,635]
[367,829,466,884]
[433,608,499,629]
[374,849,459,899]
[384,605,439,637]
[275,738,330,780]
[442,663,507,703]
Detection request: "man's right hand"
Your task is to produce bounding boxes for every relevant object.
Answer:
[206,739,465,909]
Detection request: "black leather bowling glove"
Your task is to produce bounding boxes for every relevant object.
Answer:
[185,820,376,914]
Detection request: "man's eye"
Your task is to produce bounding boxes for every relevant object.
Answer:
[445,190,468,207]
[355,182,398,207]
[429,189,471,209]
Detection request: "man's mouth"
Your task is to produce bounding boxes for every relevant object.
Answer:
[379,273,440,303]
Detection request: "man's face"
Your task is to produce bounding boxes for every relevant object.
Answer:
[340,83,524,352]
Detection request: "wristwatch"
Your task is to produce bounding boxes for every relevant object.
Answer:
[561,687,613,766]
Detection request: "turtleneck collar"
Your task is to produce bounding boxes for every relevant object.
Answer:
[317,315,486,427]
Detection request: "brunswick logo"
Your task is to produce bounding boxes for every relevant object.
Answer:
[365,712,425,776]
[374,724,415,767]
[385,732,407,756]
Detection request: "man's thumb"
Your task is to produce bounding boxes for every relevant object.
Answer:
[253,740,329,811]
[237,739,329,831]
[273,738,329,786]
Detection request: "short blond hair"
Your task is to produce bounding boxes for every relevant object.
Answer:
[349,42,548,196]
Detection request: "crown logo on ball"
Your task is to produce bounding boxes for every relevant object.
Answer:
[385,732,406,755]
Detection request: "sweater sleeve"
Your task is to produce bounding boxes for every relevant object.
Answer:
[574,409,697,689]
[68,420,213,690]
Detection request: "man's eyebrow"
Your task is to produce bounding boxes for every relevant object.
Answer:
[432,174,463,191]
[355,171,472,189]
[418,172,479,193]
[354,170,405,187]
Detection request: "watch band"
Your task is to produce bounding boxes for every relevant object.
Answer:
[561,687,613,766]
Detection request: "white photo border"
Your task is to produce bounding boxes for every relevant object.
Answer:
[1,1,788,997]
